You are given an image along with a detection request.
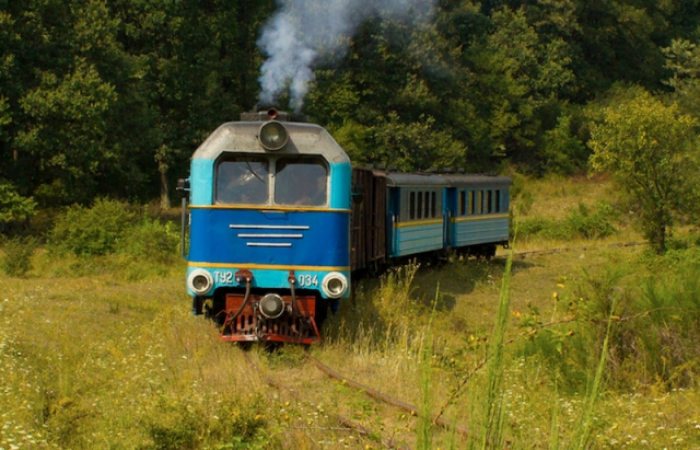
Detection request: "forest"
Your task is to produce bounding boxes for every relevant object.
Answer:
[2,0,700,213]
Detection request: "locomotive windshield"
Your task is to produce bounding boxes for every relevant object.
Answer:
[275,157,327,206]
[216,157,269,204]
[215,155,327,206]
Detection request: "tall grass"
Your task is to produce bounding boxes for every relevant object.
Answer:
[416,287,439,450]
[0,277,277,449]
[571,291,618,449]
[471,247,513,449]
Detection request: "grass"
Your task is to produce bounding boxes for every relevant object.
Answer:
[1,175,700,449]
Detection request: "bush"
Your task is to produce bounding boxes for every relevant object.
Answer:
[636,262,700,387]
[48,198,136,256]
[516,201,617,241]
[565,201,618,239]
[1,236,37,277]
[117,219,180,263]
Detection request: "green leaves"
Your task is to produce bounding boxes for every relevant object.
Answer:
[589,87,700,253]
[0,181,36,224]
[16,61,116,204]
[1,0,700,206]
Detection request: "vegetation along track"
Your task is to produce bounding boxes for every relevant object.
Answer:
[242,351,476,449]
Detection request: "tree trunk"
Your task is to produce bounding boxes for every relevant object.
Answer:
[159,160,171,210]
[655,209,666,255]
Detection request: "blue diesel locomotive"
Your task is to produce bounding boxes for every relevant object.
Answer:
[178,109,511,344]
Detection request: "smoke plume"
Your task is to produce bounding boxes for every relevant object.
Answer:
[257,0,435,112]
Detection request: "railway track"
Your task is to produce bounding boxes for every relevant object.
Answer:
[512,240,644,258]
[242,350,477,449]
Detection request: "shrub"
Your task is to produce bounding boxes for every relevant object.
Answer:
[516,201,617,241]
[48,198,136,256]
[1,236,37,277]
[118,218,179,263]
[565,201,617,239]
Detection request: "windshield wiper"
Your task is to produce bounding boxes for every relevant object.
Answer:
[245,159,266,183]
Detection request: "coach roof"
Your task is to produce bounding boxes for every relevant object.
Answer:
[440,174,513,187]
[383,172,448,187]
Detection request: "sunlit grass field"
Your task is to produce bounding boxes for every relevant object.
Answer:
[1,176,700,449]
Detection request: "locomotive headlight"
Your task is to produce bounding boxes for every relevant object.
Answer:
[322,272,348,299]
[259,293,285,319]
[188,269,213,295]
[258,121,289,151]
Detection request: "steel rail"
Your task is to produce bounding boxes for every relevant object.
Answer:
[513,241,643,258]
[241,352,407,450]
[307,354,475,438]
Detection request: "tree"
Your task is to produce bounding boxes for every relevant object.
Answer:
[468,6,576,171]
[1,0,131,205]
[663,37,700,117]
[112,0,273,208]
[305,15,470,171]
[0,181,36,225]
[589,87,700,254]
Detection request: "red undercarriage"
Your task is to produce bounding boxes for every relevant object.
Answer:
[220,293,321,344]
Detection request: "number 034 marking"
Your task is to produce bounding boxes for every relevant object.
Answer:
[297,274,318,287]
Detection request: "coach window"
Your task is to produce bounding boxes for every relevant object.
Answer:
[487,190,493,214]
[431,192,437,218]
[409,192,416,220]
[417,191,423,219]
[470,191,476,215]
[275,157,327,206]
[495,190,501,212]
[423,192,430,219]
[459,191,466,216]
[216,156,269,205]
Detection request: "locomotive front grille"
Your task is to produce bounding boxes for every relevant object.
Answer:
[230,224,310,248]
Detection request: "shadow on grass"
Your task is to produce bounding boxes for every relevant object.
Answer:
[412,255,534,312]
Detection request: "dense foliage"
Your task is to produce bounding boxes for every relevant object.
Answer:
[1,0,700,217]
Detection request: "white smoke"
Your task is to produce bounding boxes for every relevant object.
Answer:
[257,0,436,112]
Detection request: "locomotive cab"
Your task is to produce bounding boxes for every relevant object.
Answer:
[183,109,352,344]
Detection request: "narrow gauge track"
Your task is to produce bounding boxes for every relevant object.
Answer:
[242,351,477,449]
[512,240,643,259]
[306,355,474,438]
[242,351,409,450]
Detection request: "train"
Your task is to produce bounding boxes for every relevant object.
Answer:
[177,108,512,344]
